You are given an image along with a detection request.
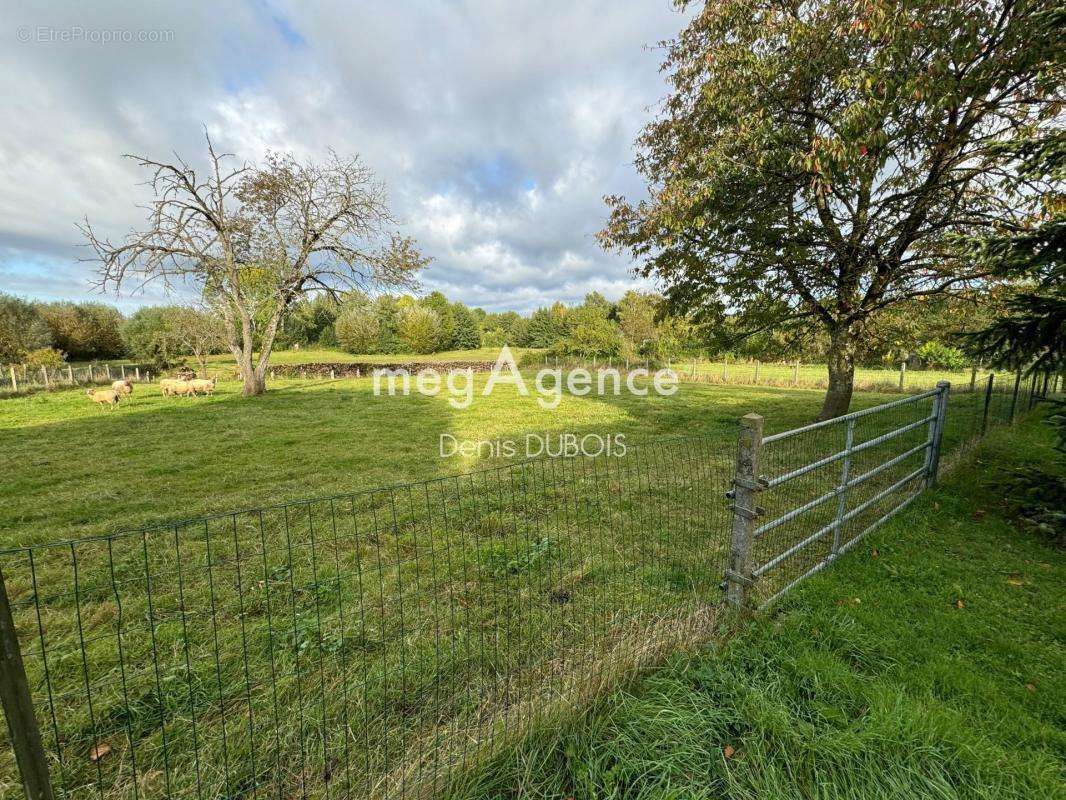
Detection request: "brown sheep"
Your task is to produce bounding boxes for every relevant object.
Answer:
[111,379,134,397]
[87,388,120,409]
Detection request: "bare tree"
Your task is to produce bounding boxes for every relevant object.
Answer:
[167,305,227,378]
[81,135,428,395]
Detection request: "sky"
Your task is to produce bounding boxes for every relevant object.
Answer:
[0,1,690,313]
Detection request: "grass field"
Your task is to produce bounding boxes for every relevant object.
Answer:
[0,374,1032,799]
[449,415,1066,799]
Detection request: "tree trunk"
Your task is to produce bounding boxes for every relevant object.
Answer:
[817,327,856,421]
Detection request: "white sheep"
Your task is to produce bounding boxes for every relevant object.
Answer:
[86,388,120,409]
[111,379,134,397]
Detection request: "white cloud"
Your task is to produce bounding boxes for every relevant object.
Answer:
[0,1,687,312]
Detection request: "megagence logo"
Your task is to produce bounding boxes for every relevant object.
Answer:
[373,346,679,409]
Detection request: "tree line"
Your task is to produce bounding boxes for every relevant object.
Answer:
[2,285,991,374]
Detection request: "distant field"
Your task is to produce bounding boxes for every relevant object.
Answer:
[204,346,535,370]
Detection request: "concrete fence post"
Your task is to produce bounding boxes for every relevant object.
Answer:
[0,567,56,800]
[927,381,950,487]
[724,413,763,611]
[754,360,761,383]
[88,364,93,382]
[134,367,140,381]
[981,374,995,435]
[67,366,74,385]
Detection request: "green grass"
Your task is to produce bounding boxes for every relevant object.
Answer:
[448,415,1066,800]
[0,376,1019,799]
[204,346,535,369]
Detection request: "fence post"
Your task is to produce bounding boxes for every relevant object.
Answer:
[831,419,855,555]
[722,355,728,381]
[724,413,763,611]
[792,361,799,386]
[0,567,56,800]
[1009,372,1021,422]
[754,360,761,383]
[88,364,93,382]
[10,366,18,393]
[969,365,977,392]
[925,381,950,487]
[898,361,906,390]
[981,374,995,435]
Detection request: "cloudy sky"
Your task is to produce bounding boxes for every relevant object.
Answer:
[1,1,689,313]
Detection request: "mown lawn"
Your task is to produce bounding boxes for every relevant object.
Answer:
[449,414,1066,800]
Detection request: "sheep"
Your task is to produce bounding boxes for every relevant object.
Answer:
[111,379,134,397]
[159,378,182,396]
[190,377,217,395]
[160,378,195,397]
[86,388,120,409]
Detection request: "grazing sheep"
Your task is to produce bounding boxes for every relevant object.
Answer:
[86,388,120,409]
[190,377,216,395]
[159,378,182,396]
[160,378,195,397]
[111,379,134,397]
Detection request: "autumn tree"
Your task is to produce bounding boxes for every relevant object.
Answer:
[601,0,1063,418]
[82,135,429,395]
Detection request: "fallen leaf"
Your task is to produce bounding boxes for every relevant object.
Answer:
[955,598,965,609]
[1025,683,1036,693]
[723,744,735,759]
[1007,579,1024,587]
[971,510,986,520]
[933,502,940,511]
[89,742,111,762]
[871,548,879,558]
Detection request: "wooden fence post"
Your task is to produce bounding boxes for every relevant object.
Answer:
[88,364,93,382]
[0,567,56,800]
[9,366,17,394]
[969,365,977,392]
[792,361,799,386]
[754,360,761,383]
[134,367,140,381]
[67,366,74,385]
[724,413,763,611]
[898,361,906,390]
[40,367,49,390]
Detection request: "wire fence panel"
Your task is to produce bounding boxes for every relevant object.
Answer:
[0,436,730,800]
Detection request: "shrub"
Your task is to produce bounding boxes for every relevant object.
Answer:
[37,302,124,360]
[335,304,381,354]
[0,294,51,362]
[24,347,66,369]
[916,340,968,370]
[397,305,443,354]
